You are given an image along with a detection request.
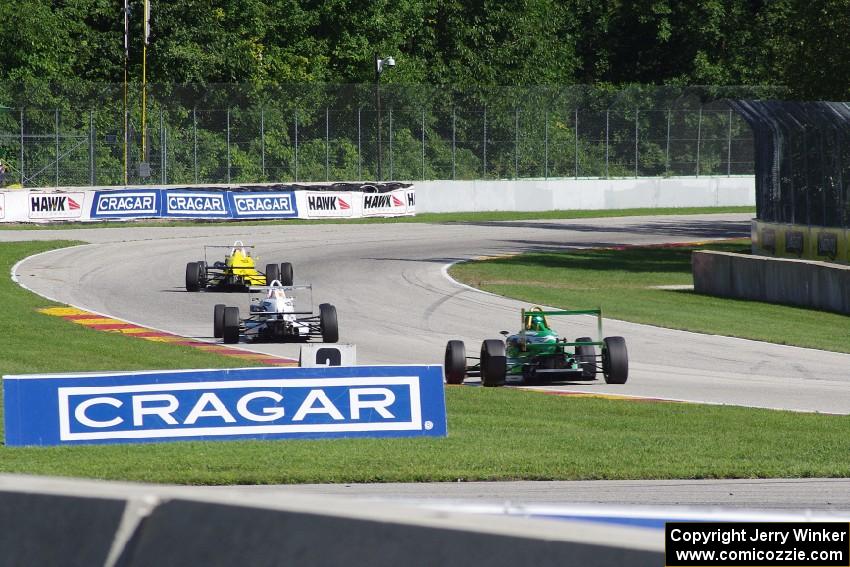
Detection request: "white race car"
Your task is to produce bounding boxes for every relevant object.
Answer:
[214,280,338,344]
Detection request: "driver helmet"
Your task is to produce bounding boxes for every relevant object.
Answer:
[267,287,286,299]
[265,287,289,312]
[529,314,548,332]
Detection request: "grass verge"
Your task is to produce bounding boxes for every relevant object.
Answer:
[0,206,754,230]
[3,239,849,484]
[450,240,850,354]
[2,387,850,483]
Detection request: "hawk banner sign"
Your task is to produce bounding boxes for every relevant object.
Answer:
[28,192,84,220]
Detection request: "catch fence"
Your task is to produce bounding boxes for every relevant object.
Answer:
[0,85,765,188]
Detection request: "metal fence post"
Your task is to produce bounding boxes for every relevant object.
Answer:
[482,106,487,178]
[226,108,231,184]
[665,109,671,175]
[260,108,265,180]
[89,110,95,186]
[160,110,166,184]
[193,107,198,184]
[325,107,330,182]
[421,109,425,181]
[388,107,393,180]
[574,108,578,178]
[55,108,60,187]
[452,108,456,180]
[294,110,299,182]
[838,131,846,229]
[357,107,362,180]
[635,109,639,178]
[696,107,702,177]
[514,107,519,178]
[605,109,609,179]
[544,110,549,179]
[727,108,733,176]
[803,127,809,225]
[20,109,24,186]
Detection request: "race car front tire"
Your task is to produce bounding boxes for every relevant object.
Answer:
[265,263,281,286]
[319,303,339,343]
[222,306,240,344]
[280,262,294,286]
[444,340,467,384]
[575,336,597,379]
[480,339,507,387]
[185,262,202,292]
[213,304,226,338]
[602,336,628,384]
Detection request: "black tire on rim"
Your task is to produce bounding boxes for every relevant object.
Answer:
[222,306,240,344]
[480,339,507,387]
[444,340,467,384]
[265,263,280,285]
[198,261,208,286]
[319,303,339,343]
[185,262,201,292]
[213,304,226,338]
[575,336,597,379]
[279,262,294,286]
[602,336,629,384]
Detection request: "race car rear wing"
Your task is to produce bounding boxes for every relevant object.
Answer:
[247,284,314,315]
[520,307,604,345]
[202,242,257,262]
[247,284,312,293]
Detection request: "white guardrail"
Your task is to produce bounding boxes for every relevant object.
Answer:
[0,177,756,223]
[0,185,416,223]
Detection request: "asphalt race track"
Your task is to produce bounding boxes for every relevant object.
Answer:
[9,213,850,414]
[6,213,850,510]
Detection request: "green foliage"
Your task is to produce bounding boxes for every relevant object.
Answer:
[0,0,846,185]
[1,0,848,98]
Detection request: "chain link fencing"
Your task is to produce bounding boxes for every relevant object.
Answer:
[0,85,776,189]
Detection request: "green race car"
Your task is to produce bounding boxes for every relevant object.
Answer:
[443,307,628,387]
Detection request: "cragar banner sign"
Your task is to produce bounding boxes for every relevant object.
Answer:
[4,366,446,445]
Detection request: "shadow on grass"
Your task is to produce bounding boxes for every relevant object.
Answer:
[459,218,751,239]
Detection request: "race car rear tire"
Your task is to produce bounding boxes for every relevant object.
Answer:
[575,336,597,379]
[602,336,628,384]
[185,262,201,292]
[198,261,208,286]
[222,306,240,344]
[213,304,226,338]
[480,339,506,387]
[319,303,339,343]
[444,340,467,384]
[279,262,294,286]
[265,263,281,286]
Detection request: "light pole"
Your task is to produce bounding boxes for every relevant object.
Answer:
[374,53,395,181]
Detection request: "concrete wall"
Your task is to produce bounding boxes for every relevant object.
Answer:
[692,250,850,315]
[0,474,662,567]
[1,177,755,222]
[417,176,755,213]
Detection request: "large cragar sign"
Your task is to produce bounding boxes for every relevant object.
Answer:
[3,366,446,446]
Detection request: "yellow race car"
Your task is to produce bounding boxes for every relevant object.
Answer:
[186,241,293,291]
